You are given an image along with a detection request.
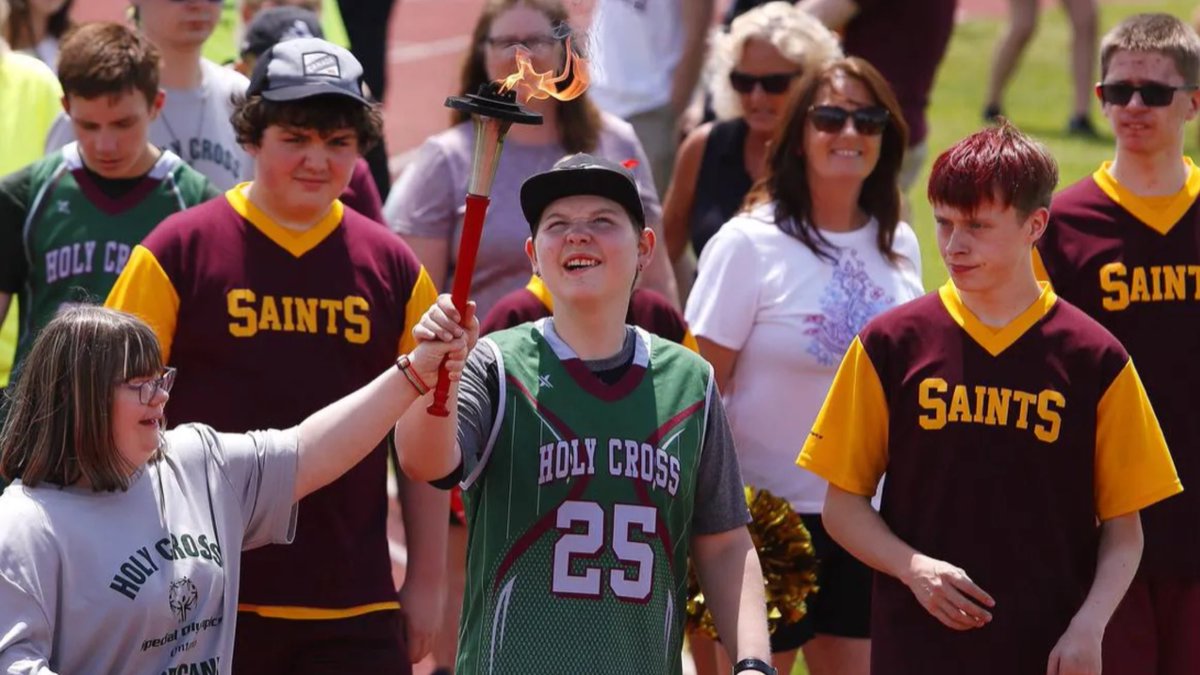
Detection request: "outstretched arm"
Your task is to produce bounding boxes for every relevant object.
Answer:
[293,318,475,501]
[394,295,476,483]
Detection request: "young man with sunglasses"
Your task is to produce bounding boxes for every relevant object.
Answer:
[1036,13,1200,674]
[800,122,1181,675]
[45,0,252,191]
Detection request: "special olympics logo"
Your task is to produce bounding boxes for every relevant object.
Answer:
[168,578,199,623]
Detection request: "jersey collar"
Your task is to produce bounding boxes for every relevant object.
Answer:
[938,281,1057,357]
[1092,158,1200,235]
[526,275,554,312]
[225,183,343,258]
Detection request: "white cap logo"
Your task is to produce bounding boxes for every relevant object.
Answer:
[302,52,341,78]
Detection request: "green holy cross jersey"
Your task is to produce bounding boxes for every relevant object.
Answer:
[456,320,714,675]
[0,143,214,369]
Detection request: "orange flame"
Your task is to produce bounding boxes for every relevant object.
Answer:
[497,37,590,104]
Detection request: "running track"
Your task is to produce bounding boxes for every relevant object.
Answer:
[74,0,1033,168]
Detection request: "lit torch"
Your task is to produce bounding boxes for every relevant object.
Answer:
[427,39,591,416]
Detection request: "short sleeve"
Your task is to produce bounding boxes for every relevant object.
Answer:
[105,245,181,362]
[41,112,74,154]
[400,266,438,355]
[685,224,762,351]
[455,341,502,488]
[797,336,890,497]
[0,504,57,675]
[184,425,300,550]
[1094,360,1182,520]
[692,391,752,535]
[384,139,459,239]
[0,166,35,293]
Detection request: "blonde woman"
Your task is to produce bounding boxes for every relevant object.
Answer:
[662,1,839,290]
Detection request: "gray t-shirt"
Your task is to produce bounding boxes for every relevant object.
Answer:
[447,325,749,535]
[0,424,297,675]
[45,59,252,191]
[384,112,663,318]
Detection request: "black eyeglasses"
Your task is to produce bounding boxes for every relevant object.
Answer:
[1096,81,1199,107]
[729,71,800,95]
[808,105,890,136]
[122,367,177,405]
[485,34,559,54]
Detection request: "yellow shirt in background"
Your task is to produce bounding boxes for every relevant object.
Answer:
[0,50,62,387]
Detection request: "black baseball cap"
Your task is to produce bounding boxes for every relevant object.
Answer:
[246,36,368,105]
[241,6,324,59]
[520,154,646,232]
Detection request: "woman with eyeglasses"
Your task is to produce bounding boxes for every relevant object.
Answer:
[0,304,474,674]
[685,57,924,675]
[661,2,839,299]
[385,0,677,319]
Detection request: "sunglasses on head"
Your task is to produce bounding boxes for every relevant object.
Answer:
[1096,81,1199,107]
[808,105,890,135]
[729,71,799,95]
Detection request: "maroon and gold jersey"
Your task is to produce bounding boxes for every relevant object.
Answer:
[798,282,1180,674]
[481,275,699,351]
[106,186,436,617]
[1039,162,1200,580]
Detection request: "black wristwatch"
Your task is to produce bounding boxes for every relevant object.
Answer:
[733,657,777,675]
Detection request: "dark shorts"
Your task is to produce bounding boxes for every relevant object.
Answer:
[232,610,410,675]
[770,513,873,653]
[1103,576,1200,675]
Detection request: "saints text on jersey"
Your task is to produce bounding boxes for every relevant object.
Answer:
[1099,262,1200,310]
[918,378,1065,442]
[226,289,370,343]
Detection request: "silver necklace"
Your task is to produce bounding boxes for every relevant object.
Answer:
[158,85,208,161]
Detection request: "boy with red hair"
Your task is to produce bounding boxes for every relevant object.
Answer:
[798,123,1181,674]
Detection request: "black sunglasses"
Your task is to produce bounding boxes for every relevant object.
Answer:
[1096,81,1199,107]
[808,105,890,135]
[729,71,799,95]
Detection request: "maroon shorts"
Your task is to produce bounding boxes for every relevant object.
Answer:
[1103,577,1200,675]
[232,610,411,675]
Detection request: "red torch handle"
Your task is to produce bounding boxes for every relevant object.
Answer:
[427,193,491,416]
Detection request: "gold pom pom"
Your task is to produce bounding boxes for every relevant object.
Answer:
[686,486,820,639]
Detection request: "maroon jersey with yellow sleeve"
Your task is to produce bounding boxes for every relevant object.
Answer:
[106,187,437,616]
[481,274,699,351]
[1039,162,1200,580]
[798,282,1180,675]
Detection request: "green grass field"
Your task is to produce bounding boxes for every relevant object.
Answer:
[908,0,1199,291]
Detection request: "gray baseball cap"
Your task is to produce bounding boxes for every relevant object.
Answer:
[246,37,368,105]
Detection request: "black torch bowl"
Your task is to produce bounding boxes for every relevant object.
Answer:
[445,82,544,126]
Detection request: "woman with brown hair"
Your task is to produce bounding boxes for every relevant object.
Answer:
[384,0,678,319]
[2,0,70,70]
[0,305,473,673]
[685,57,924,675]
